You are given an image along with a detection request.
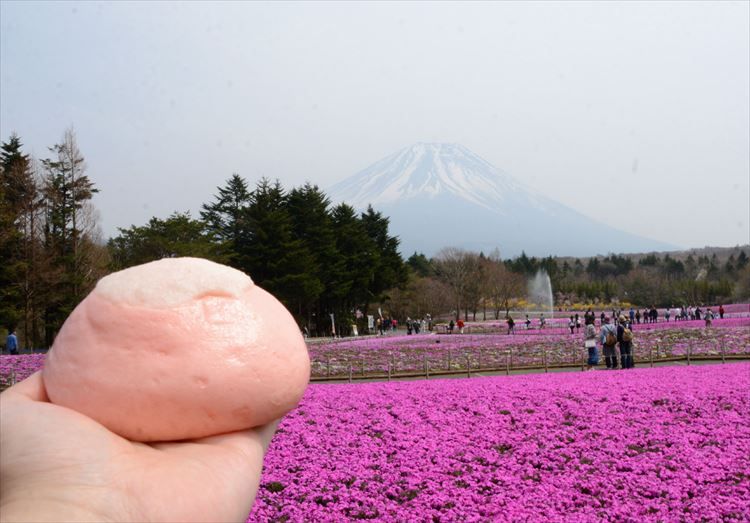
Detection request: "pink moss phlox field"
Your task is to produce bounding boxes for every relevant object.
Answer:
[0,353,45,388]
[3,320,749,381]
[249,364,750,522]
[309,321,750,376]
[462,315,749,336]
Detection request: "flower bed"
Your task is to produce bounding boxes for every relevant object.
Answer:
[308,321,750,378]
[2,320,748,385]
[0,353,46,389]
[249,364,750,522]
[459,314,749,335]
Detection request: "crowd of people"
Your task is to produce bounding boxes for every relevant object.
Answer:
[585,315,635,370]
[377,315,435,336]
[499,303,723,371]
[502,303,724,335]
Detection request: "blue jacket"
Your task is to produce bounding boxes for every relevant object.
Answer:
[6,333,18,351]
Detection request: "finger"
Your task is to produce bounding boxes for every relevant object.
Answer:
[1,371,49,402]
[147,421,281,522]
[202,419,281,455]
[152,419,280,459]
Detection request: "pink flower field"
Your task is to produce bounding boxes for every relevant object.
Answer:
[308,319,750,378]
[250,364,750,522]
[1,324,748,521]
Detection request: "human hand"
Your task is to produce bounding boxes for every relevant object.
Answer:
[0,372,277,523]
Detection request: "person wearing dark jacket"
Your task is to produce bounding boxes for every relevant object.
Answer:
[599,317,618,370]
[617,316,634,369]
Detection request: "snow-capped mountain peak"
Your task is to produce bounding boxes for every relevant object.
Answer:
[328,143,675,257]
[330,143,536,212]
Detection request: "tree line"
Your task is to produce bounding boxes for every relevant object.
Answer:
[1,132,408,345]
[390,246,749,322]
[3,130,748,347]
[1,130,106,348]
[108,174,407,336]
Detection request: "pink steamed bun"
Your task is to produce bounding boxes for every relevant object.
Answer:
[43,257,310,442]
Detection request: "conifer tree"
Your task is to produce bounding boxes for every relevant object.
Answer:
[40,129,100,344]
[327,203,377,328]
[200,173,252,263]
[108,212,224,270]
[0,134,33,333]
[238,179,314,310]
[285,183,336,322]
[360,205,407,298]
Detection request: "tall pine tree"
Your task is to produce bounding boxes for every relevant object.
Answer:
[285,183,335,323]
[0,134,33,334]
[200,173,252,264]
[40,129,99,344]
[238,179,315,312]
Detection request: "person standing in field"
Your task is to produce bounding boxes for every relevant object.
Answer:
[584,308,595,326]
[568,315,575,334]
[6,328,18,355]
[506,315,515,335]
[585,322,598,370]
[705,308,714,327]
[664,308,671,322]
[599,317,618,370]
[617,315,634,369]
[629,307,635,325]
[719,304,725,319]
[457,318,465,334]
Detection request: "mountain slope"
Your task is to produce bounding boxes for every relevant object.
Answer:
[329,143,676,257]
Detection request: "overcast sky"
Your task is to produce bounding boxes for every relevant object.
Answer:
[1,1,748,250]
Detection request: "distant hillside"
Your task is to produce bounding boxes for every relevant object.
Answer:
[556,245,750,265]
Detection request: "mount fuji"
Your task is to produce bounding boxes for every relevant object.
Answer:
[329,143,675,257]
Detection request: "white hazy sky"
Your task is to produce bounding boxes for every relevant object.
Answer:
[1,1,748,250]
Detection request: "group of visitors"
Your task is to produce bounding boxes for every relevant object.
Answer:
[585,315,635,370]
[670,304,722,322]
[633,306,659,324]
[447,318,465,334]
[376,316,398,335]
[521,314,547,330]
[567,314,582,334]
[405,317,425,335]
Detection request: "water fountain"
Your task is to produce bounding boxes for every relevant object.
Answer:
[527,270,554,319]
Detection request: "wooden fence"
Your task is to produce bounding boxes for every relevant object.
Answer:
[309,342,750,382]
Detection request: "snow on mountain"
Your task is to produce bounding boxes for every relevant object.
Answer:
[329,143,676,257]
[331,143,546,214]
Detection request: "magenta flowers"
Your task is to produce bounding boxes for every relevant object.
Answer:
[249,364,750,522]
